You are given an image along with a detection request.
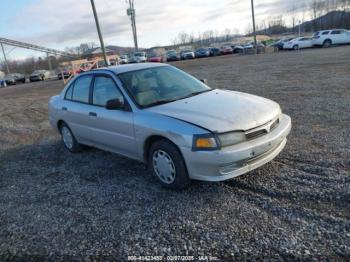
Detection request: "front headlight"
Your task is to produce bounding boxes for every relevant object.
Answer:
[192,134,218,151]
[217,132,246,147]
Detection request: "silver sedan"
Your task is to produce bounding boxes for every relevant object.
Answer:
[49,63,291,189]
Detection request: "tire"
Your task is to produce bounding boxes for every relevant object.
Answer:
[323,39,331,48]
[293,45,299,50]
[59,123,82,153]
[148,139,190,189]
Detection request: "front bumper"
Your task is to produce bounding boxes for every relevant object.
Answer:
[181,114,292,181]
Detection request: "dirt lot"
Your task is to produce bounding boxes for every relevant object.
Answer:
[0,47,349,260]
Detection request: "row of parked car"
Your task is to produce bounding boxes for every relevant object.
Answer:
[271,29,350,50]
[118,43,264,64]
[0,70,51,88]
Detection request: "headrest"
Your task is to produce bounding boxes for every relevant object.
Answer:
[137,81,153,92]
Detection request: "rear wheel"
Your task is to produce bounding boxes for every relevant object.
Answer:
[148,139,190,189]
[323,39,332,48]
[293,45,299,50]
[59,123,82,153]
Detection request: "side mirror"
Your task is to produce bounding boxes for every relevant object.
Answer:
[105,98,125,110]
[200,78,208,84]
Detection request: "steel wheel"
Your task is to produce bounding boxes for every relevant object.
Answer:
[152,149,176,184]
[61,126,73,150]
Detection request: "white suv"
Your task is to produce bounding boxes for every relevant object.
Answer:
[312,29,350,47]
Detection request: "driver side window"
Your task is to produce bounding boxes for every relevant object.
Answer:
[92,76,123,107]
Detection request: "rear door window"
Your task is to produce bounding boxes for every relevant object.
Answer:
[71,75,92,103]
[331,30,341,35]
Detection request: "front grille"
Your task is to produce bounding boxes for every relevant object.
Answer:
[245,129,267,140]
[270,118,279,131]
[245,117,280,140]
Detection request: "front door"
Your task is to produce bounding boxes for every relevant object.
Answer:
[87,74,138,159]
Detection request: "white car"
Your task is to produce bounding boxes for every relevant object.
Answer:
[133,52,147,63]
[312,29,350,47]
[48,63,291,189]
[283,37,313,50]
[180,50,195,60]
[119,55,129,64]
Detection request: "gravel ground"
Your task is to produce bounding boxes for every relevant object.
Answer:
[0,47,349,260]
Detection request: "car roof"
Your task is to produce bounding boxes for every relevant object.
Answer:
[93,63,168,74]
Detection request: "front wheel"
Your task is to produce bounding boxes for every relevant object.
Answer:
[148,139,190,189]
[293,45,299,50]
[59,123,82,153]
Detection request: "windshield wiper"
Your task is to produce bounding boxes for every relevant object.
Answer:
[145,99,178,108]
[144,89,213,108]
[183,89,213,99]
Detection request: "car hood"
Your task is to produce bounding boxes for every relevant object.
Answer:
[146,89,281,133]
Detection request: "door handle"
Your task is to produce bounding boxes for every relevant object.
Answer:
[62,107,67,111]
[89,112,97,117]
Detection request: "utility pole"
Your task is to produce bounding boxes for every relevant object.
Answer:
[127,0,138,51]
[46,53,52,72]
[90,0,108,66]
[250,0,258,54]
[1,43,10,74]
[298,20,301,37]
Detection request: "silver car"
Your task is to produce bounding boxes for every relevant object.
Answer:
[49,63,291,189]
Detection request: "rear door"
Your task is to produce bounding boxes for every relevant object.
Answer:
[60,74,95,144]
[339,30,349,44]
[330,30,342,44]
[87,74,137,159]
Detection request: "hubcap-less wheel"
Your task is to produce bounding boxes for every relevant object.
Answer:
[152,150,176,184]
[61,126,73,149]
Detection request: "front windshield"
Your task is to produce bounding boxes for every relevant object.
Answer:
[118,66,211,108]
[134,52,145,57]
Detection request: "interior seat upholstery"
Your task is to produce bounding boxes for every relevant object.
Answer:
[135,81,160,105]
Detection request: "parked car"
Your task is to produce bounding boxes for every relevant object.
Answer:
[128,52,147,63]
[49,63,291,189]
[180,50,195,60]
[270,38,293,50]
[209,47,221,56]
[233,42,265,53]
[4,73,26,85]
[195,48,210,58]
[283,37,313,50]
[30,70,50,82]
[220,46,233,55]
[147,53,163,63]
[119,55,129,64]
[165,50,179,61]
[58,70,72,80]
[312,29,350,47]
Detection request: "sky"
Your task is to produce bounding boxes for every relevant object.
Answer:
[0,0,310,60]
